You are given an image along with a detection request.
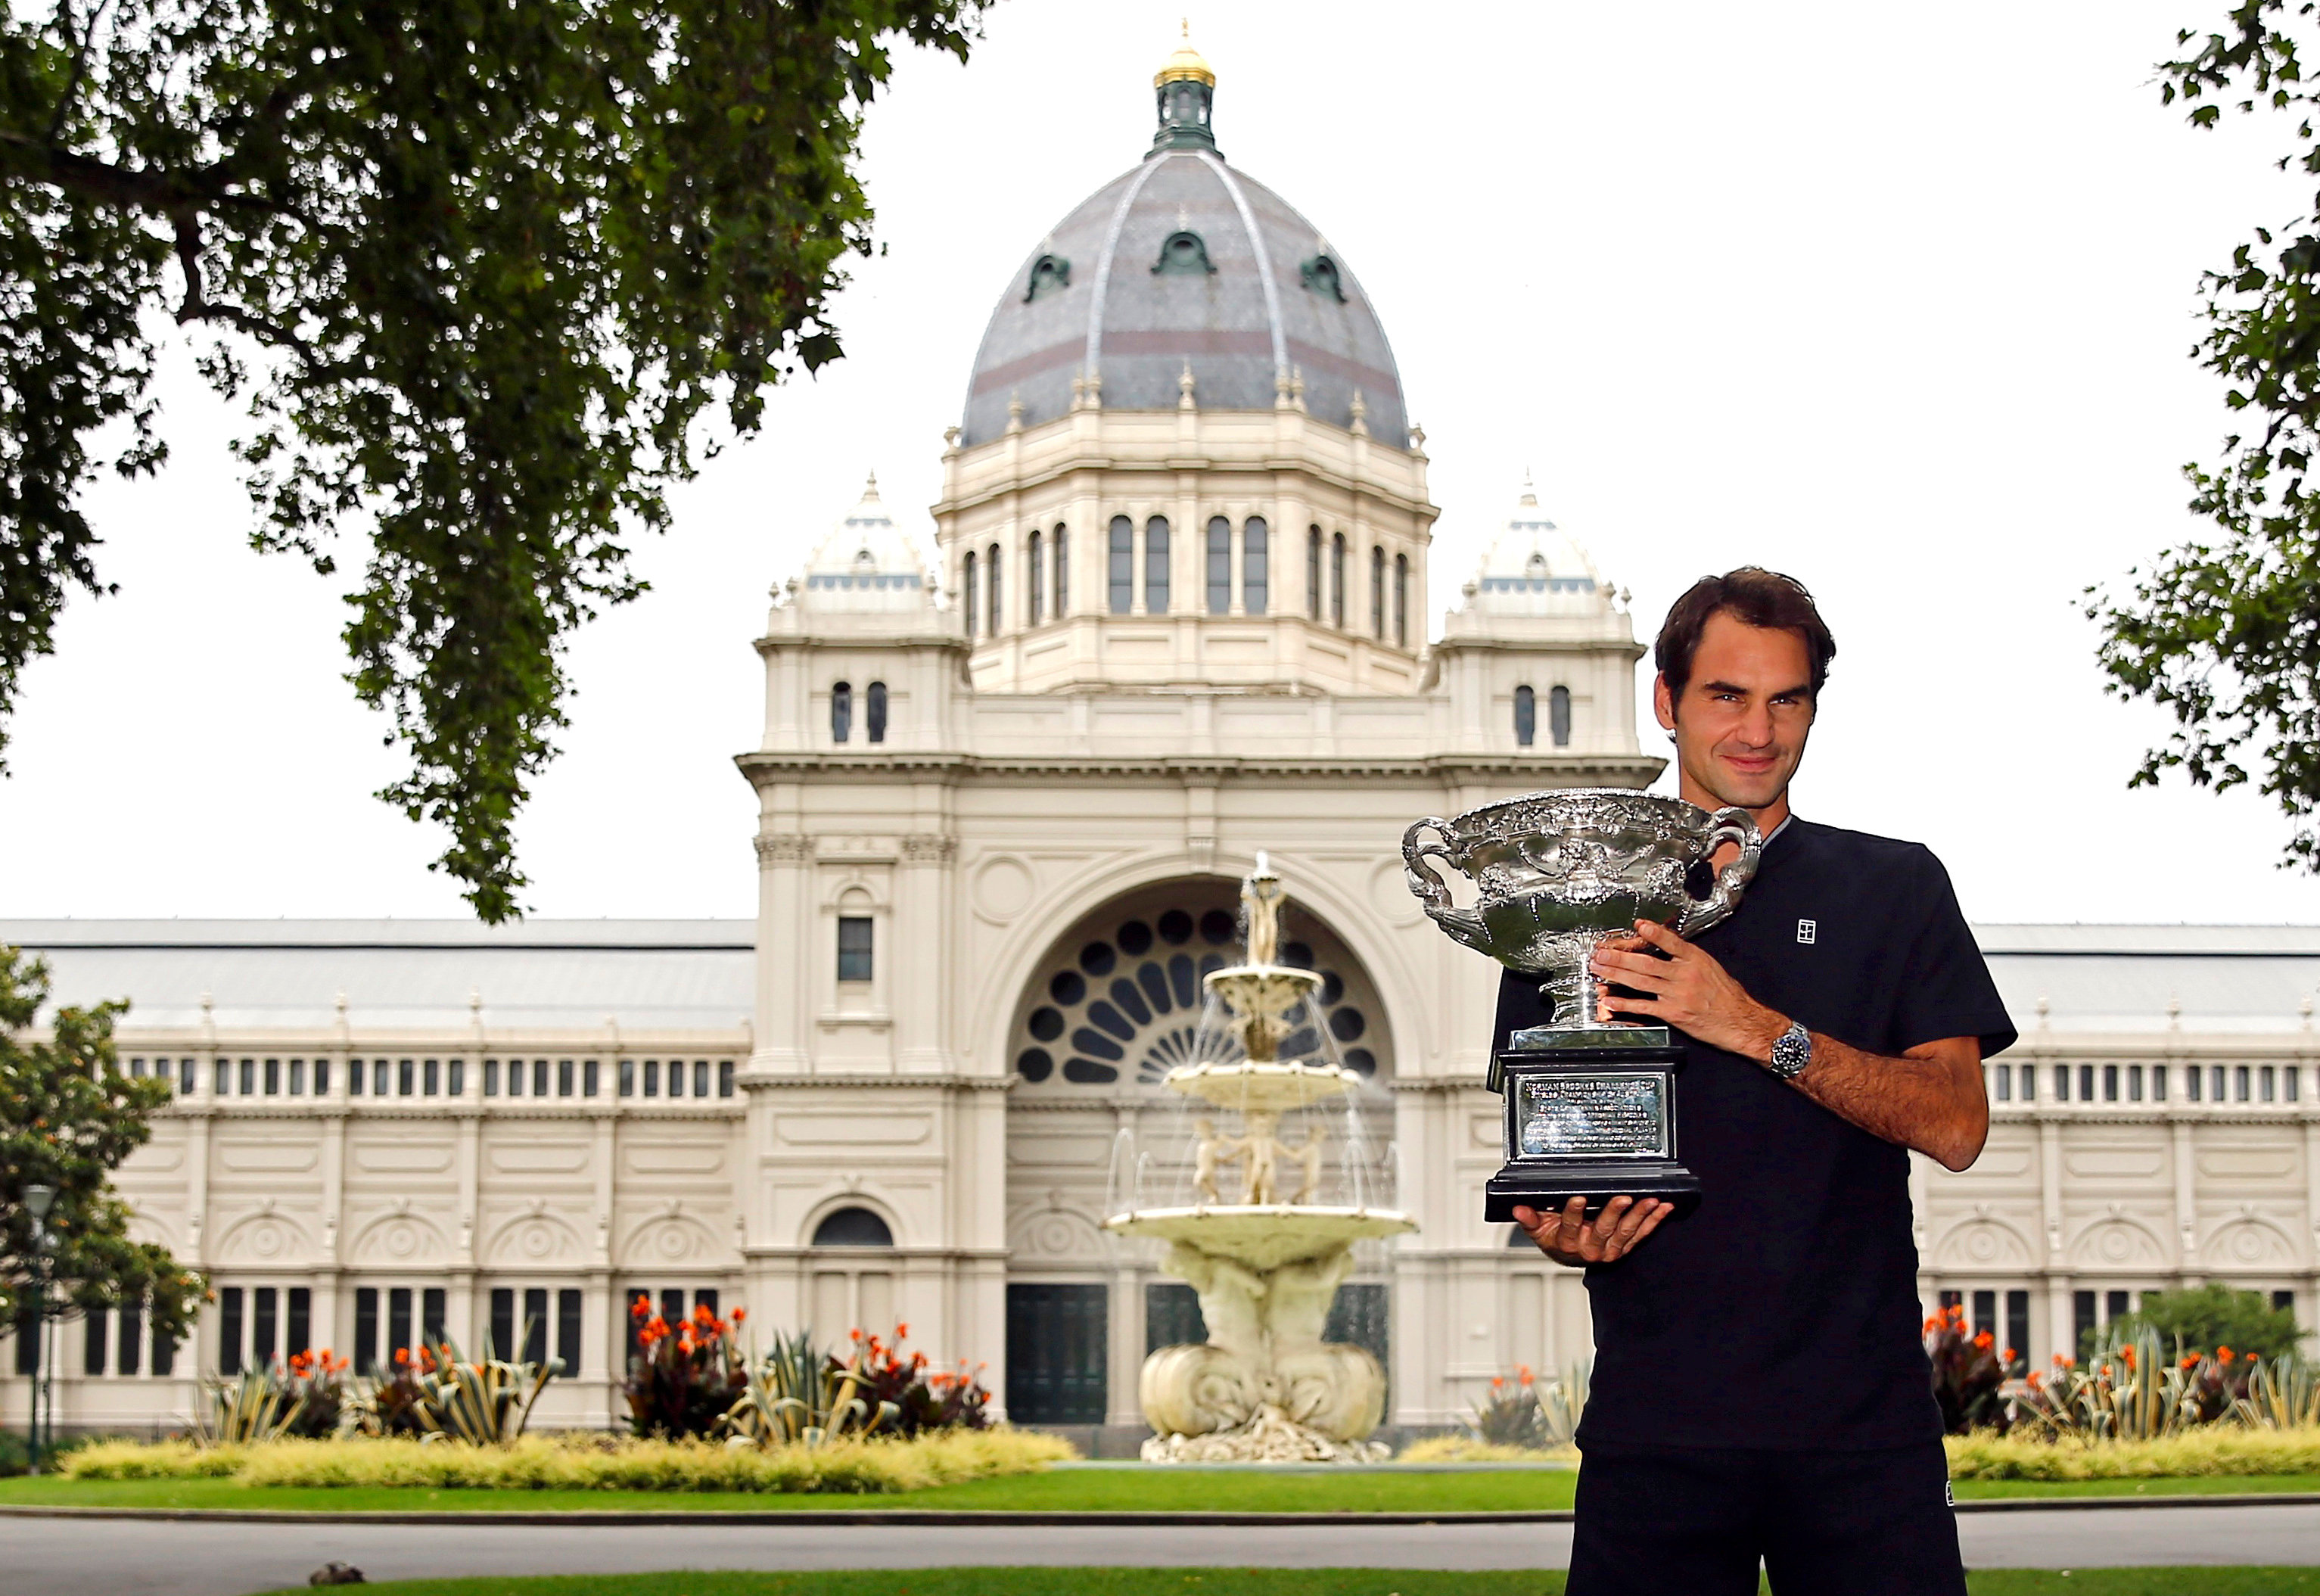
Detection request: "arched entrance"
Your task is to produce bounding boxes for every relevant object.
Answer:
[1000,877,1396,1436]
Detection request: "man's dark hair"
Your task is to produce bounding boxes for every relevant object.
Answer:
[1654,567,1836,704]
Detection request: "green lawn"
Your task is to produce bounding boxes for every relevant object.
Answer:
[5,1469,2320,1515]
[234,1572,2320,1596]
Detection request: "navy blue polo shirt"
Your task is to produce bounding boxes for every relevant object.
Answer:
[1491,817,2016,1451]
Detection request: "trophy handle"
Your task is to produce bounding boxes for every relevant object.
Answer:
[1674,806,1764,938]
[1401,818,1491,951]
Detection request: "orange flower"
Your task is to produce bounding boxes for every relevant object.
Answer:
[631,1296,651,1319]
[850,1328,863,1342]
[1973,1331,1993,1350]
[395,1347,410,1367]
[2026,1370,2044,1389]
[1923,1316,1941,1335]
[2219,1346,2236,1364]
[2001,1348,2017,1364]
[731,1307,746,1324]
[2121,1346,2137,1369]
[2182,1355,2200,1370]
[1491,1377,1505,1389]
[896,1321,910,1339]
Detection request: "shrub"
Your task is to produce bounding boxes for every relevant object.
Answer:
[2241,1352,2320,1428]
[2101,1285,2303,1365]
[1925,1304,2011,1433]
[0,1428,27,1477]
[279,1349,353,1439]
[622,1298,748,1440]
[1945,1423,2320,1479]
[61,1428,1077,1493]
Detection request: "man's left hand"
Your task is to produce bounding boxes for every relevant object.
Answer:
[1591,919,1787,1059]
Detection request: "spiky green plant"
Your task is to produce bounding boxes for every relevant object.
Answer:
[2240,1352,2320,1430]
[720,1330,897,1450]
[194,1367,301,1445]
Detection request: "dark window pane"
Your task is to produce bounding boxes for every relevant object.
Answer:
[1028,530,1044,624]
[1145,517,1170,613]
[2073,1290,2097,1359]
[524,1289,549,1365]
[491,1288,516,1361]
[422,1287,446,1348]
[253,1287,278,1367]
[987,542,1002,633]
[1108,517,1133,614]
[1550,684,1572,746]
[388,1288,412,1366]
[15,1307,39,1376]
[1330,535,1345,626]
[620,1059,636,1097]
[644,1059,660,1097]
[583,1059,599,1097]
[354,1288,379,1374]
[832,680,852,743]
[866,682,888,744]
[289,1057,305,1094]
[1206,516,1231,614]
[264,1057,280,1095]
[533,1059,548,1097]
[1370,545,1384,636]
[84,1305,108,1375]
[1053,524,1069,614]
[693,1059,709,1097]
[1393,553,1408,645]
[1006,1282,1109,1423]
[558,1059,574,1097]
[288,1287,311,1359]
[219,1287,244,1376]
[485,1058,500,1096]
[811,1207,894,1246]
[1244,518,1267,614]
[117,1301,142,1377]
[838,916,875,982]
[240,1057,254,1095]
[1307,526,1321,618]
[718,1060,734,1098]
[558,1289,583,1370]
[1514,686,1536,746]
[1146,1282,1206,1354]
[424,1058,440,1096]
[2006,1290,2030,1373]
[181,1057,197,1096]
[398,1058,414,1097]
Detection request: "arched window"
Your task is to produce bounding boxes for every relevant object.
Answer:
[866,681,888,745]
[1028,530,1043,625]
[1206,516,1231,614]
[1330,534,1346,627]
[832,681,854,743]
[1053,523,1068,615]
[1550,685,1572,748]
[1145,516,1171,613]
[1370,545,1385,637]
[1513,685,1536,747]
[1306,526,1322,618]
[810,1206,894,1247]
[1243,517,1268,615]
[986,542,1002,635]
[963,551,978,639]
[1109,516,1133,614]
[1393,552,1409,646]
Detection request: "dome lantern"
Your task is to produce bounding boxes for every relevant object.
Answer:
[1152,23,1218,155]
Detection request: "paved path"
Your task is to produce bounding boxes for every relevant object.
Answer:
[3,1503,2318,1595]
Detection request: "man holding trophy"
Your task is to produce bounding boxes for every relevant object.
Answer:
[1401,569,2013,1594]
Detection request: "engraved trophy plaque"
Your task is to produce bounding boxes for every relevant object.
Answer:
[1401,789,1762,1223]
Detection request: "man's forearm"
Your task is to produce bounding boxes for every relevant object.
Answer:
[1732,1006,1987,1170]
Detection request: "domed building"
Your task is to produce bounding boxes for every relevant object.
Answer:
[11,37,2318,1451]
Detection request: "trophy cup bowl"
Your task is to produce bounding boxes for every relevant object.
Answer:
[1400,789,1764,1223]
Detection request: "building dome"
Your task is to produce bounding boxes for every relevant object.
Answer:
[1462,478,1613,621]
[957,38,1407,449]
[798,474,930,613]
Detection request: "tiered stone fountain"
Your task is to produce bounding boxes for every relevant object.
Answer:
[1105,855,1417,1462]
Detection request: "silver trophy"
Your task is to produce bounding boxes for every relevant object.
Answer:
[1401,789,1763,1221]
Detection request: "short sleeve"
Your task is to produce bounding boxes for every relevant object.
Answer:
[1892,848,2017,1059]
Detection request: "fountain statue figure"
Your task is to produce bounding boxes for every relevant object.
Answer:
[1105,853,1418,1463]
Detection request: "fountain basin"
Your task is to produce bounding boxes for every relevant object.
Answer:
[1161,1060,1365,1114]
[1106,1205,1416,1271]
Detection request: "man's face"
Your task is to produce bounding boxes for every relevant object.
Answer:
[1653,611,1816,814]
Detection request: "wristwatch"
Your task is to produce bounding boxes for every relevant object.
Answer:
[1768,1020,1813,1081]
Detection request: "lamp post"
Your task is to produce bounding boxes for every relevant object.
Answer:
[21,1184,54,1476]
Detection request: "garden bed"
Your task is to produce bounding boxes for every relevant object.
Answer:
[56,1429,1071,1495]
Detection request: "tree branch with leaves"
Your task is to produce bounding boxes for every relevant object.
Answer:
[1,0,987,919]
[2091,2,2320,868]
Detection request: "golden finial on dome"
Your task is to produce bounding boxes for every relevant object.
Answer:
[1155,19,1215,88]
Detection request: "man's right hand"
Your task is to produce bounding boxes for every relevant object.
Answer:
[1512,1196,1672,1266]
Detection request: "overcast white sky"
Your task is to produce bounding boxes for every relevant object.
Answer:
[5,1,2316,926]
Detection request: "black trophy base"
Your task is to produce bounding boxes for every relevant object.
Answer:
[1488,1023,1700,1225]
[1485,1162,1702,1224]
